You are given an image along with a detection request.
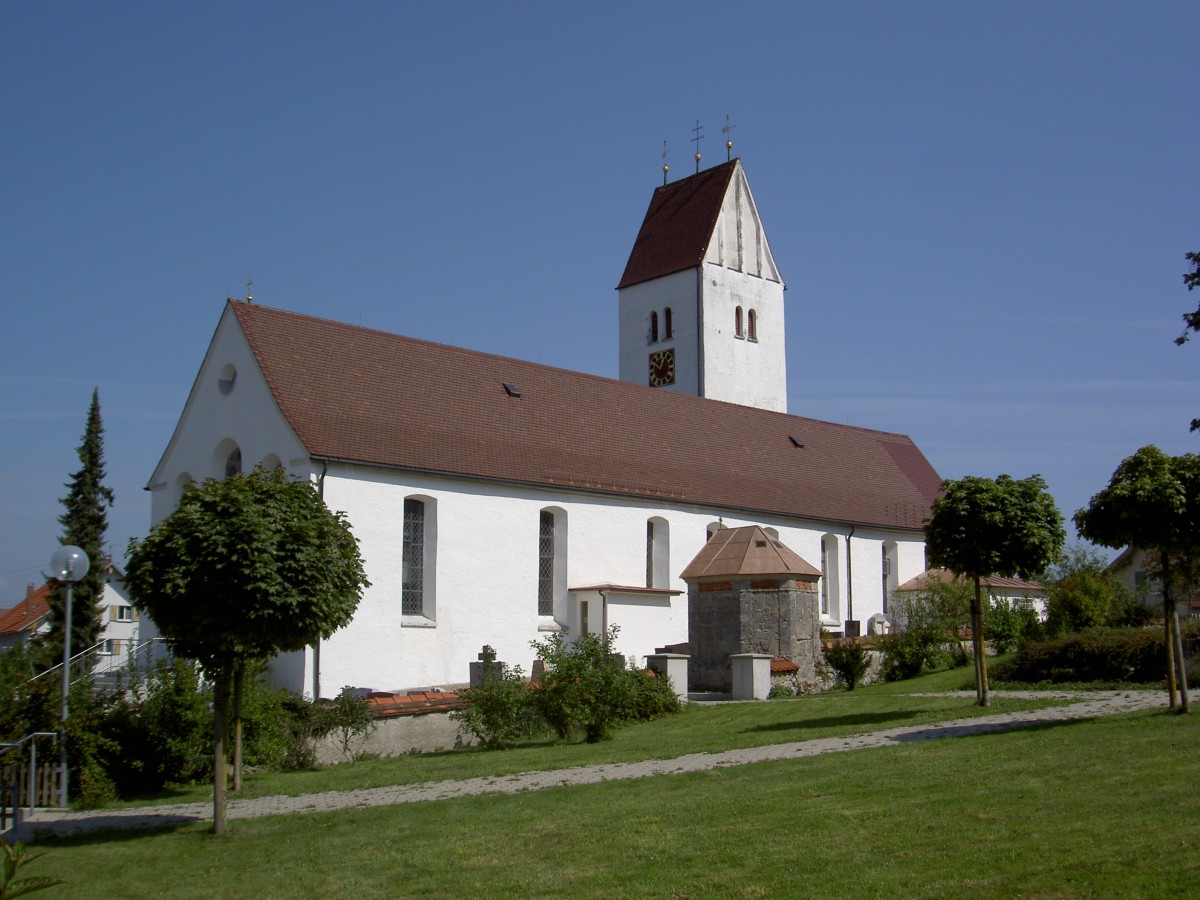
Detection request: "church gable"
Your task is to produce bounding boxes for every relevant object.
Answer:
[707,165,781,283]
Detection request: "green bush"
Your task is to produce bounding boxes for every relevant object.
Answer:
[324,686,376,761]
[990,624,1200,684]
[822,641,871,691]
[767,683,794,699]
[879,630,944,682]
[622,666,683,720]
[531,629,635,742]
[984,597,1042,654]
[453,650,544,750]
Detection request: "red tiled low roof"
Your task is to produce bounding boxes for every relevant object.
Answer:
[617,159,739,289]
[365,691,465,719]
[895,569,1047,594]
[770,657,799,674]
[0,585,50,635]
[231,301,940,531]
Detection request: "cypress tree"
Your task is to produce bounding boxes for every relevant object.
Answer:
[49,388,115,660]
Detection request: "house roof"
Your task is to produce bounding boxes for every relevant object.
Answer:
[617,159,740,289]
[0,585,51,636]
[895,569,1048,595]
[680,525,821,581]
[229,300,941,531]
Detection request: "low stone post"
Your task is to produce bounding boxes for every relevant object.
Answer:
[646,653,689,700]
[730,653,773,700]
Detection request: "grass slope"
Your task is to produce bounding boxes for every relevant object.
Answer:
[26,682,1195,897]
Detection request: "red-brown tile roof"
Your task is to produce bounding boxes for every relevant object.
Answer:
[230,301,941,531]
[895,569,1047,594]
[770,657,800,674]
[0,585,50,635]
[365,690,465,719]
[617,159,739,289]
[680,525,821,581]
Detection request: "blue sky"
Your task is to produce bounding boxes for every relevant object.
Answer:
[2,1,1197,596]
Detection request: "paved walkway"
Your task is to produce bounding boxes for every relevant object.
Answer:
[12,690,1168,841]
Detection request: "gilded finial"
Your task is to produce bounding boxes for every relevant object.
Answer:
[691,119,704,173]
[722,115,736,162]
[661,140,669,186]
[246,277,253,303]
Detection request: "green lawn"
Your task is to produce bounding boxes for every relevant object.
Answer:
[106,667,1058,807]
[19,674,1195,898]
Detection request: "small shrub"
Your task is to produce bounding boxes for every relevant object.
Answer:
[531,629,635,742]
[879,630,943,682]
[823,640,870,691]
[623,667,683,720]
[767,683,794,699]
[984,597,1042,654]
[326,686,376,761]
[454,653,543,750]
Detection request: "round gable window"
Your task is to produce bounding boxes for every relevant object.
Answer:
[218,363,237,394]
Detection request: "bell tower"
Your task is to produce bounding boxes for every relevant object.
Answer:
[616,157,787,412]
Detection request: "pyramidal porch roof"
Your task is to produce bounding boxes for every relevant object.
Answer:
[680,525,820,582]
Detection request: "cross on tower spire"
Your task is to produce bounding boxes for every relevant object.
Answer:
[691,119,704,173]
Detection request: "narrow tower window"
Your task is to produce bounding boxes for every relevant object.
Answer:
[649,311,659,344]
[734,306,744,338]
[747,309,757,342]
[664,307,673,339]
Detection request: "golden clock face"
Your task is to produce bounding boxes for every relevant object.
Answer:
[648,348,675,387]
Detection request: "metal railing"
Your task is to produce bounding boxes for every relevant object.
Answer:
[0,732,61,829]
[29,638,173,693]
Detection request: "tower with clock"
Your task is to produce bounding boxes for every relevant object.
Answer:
[617,157,787,413]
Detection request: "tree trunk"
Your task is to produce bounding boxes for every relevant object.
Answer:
[1163,556,1178,710]
[972,576,990,707]
[232,660,244,793]
[212,658,232,835]
[1172,607,1190,713]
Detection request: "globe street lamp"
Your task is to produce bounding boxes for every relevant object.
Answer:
[49,544,89,808]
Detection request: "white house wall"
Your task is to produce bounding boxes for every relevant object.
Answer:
[146,306,311,523]
[290,461,926,696]
[698,263,787,412]
[617,270,698,396]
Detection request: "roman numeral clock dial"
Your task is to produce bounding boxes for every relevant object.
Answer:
[648,348,675,387]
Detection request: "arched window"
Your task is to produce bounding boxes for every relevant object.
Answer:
[763,526,779,539]
[822,533,841,621]
[539,508,567,618]
[664,307,673,339]
[649,311,659,343]
[224,447,242,478]
[882,541,899,615]
[646,517,670,588]
[706,521,723,542]
[402,497,438,620]
[734,306,744,338]
[747,309,757,342]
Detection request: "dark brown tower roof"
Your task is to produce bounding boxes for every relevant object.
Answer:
[617,159,739,289]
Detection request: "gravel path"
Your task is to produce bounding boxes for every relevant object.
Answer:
[12,690,1168,841]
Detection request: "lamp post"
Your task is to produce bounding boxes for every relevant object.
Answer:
[49,544,89,809]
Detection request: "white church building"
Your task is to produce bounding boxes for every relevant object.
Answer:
[145,158,941,698]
